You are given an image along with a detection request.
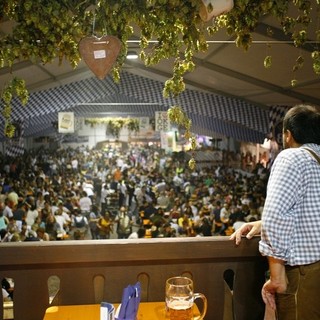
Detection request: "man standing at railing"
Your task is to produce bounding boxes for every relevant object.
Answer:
[230,104,320,320]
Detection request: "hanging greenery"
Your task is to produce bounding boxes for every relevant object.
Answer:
[106,118,125,138]
[126,118,140,133]
[210,0,320,79]
[0,0,319,141]
[84,117,140,138]
[1,77,29,137]
[167,104,198,169]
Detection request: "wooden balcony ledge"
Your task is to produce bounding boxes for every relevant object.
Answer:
[0,236,267,320]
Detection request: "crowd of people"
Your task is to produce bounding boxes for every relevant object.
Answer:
[0,142,270,303]
[0,143,269,244]
[3,104,319,318]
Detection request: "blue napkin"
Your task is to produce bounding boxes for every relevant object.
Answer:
[117,282,141,320]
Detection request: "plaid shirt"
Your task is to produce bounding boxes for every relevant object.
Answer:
[259,144,320,266]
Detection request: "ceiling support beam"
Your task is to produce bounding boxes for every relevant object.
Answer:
[192,57,320,106]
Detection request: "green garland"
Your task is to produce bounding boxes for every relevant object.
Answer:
[0,0,319,140]
[211,0,320,75]
[1,77,29,137]
[84,117,140,138]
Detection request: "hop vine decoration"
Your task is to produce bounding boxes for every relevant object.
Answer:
[167,105,196,170]
[167,105,192,135]
[311,51,320,74]
[0,0,208,137]
[264,56,272,69]
[211,0,319,86]
[126,118,140,132]
[84,117,140,139]
[106,119,125,138]
[190,136,197,150]
[188,157,196,170]
[1,77,29,138]
[1,0,319,140]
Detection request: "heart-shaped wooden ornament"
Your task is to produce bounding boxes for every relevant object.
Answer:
[79,35,122,80]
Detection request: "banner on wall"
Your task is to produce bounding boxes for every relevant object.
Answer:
[58,112,74,133]
[155,111,171,132]
[139,117,149,130]
[160,131,176,152]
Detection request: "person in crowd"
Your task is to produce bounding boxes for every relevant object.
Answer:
[79,191,92,218]
[97,211,114,239]
[100,184,109,215]
[3,194,16,219]
[219,203,230,236]
[161,222,176,238]
[156,190,170,210]
[118,179,127,207]
[128,227,146,239]
[230,104,320,319]
[71,157,79,173]
[35,191,45,211]
[88,204,100,239]
[212,200,222,234]
[54,205,71,238]
[25,196,39,228]
[0,202,8,233]
[19,224,32,241]
[82,179,94,199]
[73,229,85,240]
[45,214,60,241]
[199,217,213,237]
[149,207,166,227]
[36,227,50,241]
[71,208,89,240]
[197,206,214,236]
[178,212,192,230]
[232,215,246,232]
[12,198,27,232]
[115,206,132,239]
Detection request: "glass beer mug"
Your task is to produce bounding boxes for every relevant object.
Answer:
[165,276,207,320]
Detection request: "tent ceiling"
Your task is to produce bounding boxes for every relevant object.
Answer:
[0,7,319,144]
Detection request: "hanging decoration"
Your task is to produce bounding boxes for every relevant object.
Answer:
[0,0,319,140]
[167,105,197,170]
[1,77,29,138]
[84,117,140,139]
[78,3,121,80]
[79,35,121,80]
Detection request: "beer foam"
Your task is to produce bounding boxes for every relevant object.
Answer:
[167,299,193,310]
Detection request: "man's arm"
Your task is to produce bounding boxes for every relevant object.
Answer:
[267,256,287,292]
[262,256,287,310]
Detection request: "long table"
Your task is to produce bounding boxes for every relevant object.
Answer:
[43,302,201,320]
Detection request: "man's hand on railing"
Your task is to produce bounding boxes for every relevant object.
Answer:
[229,220,262,245]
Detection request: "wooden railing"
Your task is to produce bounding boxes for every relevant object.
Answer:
[0,237,267,320]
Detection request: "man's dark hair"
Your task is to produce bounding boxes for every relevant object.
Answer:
[283,104,320,144]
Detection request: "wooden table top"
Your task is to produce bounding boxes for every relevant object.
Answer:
[44,301,201,320]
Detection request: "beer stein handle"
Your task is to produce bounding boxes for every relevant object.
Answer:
[193,293,207,320]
